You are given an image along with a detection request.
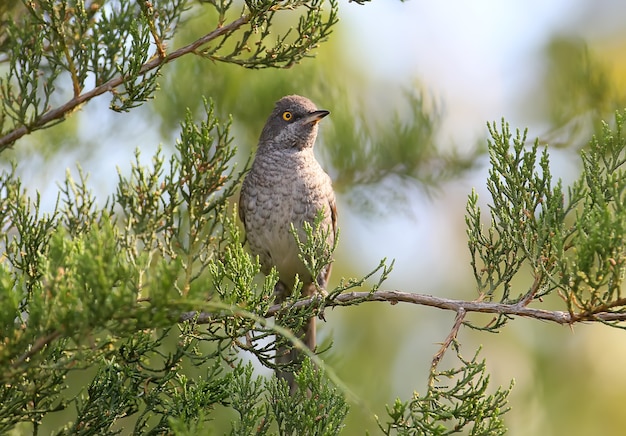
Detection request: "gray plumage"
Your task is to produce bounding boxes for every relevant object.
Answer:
[239,95,337,392]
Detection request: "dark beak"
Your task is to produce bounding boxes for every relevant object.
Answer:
[304,110,330,125]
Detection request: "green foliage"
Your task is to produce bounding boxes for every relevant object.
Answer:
[466,121,560,308]
[558,113,626,318]
[380,343,512,436]
[269,359,349,436]
[467,110,626,330]
[0,0,184,130]
[208,0,339,69]
[65,327,232,435]
[1,101,221,430]
[290,211,338,290]
[0,97,358,434]
[226,362,272,435]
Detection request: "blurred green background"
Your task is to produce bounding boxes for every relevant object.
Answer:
[4,0,626,434]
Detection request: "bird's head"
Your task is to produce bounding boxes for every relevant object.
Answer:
[258,95,330,150]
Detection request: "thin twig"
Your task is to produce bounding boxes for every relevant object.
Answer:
[516,271,543,308]
[431,308,466,371]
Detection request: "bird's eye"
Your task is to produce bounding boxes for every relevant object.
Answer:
[282,111,293,121]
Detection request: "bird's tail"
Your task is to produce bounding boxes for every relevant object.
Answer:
[274,282,318,394]
[275,314,315,394]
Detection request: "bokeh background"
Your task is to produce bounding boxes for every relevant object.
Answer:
[5,0,626,434]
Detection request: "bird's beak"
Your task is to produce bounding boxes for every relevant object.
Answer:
[304,110,330,125]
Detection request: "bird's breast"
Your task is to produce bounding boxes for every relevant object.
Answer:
[241,150,334,287]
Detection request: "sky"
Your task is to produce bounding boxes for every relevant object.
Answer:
[341,0,578,142]
[334,0,581,285]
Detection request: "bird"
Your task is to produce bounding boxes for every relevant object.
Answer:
[238,95,337,392]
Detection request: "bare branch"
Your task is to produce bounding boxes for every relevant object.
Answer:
[181,289,626,325]
[431,308,466,371]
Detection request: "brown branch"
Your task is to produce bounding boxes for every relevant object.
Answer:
[0,14,251,151]
[431,308,466,372]
[182,290,626,324]
[15,290,625,369]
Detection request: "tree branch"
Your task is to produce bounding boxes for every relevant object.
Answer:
[182,290,626,325]
[0,14,250,151]
[431,308,466,371]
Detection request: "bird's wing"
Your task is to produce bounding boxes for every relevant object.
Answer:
[238,187,248,246]
[329,195,338,240]
[317,194,337,289]
[238,189,246,225]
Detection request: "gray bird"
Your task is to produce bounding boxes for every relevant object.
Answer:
[239,95,337,392]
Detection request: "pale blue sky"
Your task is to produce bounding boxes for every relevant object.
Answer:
[341,0,581,143]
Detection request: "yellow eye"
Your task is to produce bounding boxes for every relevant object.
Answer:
[282,111,293,121]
